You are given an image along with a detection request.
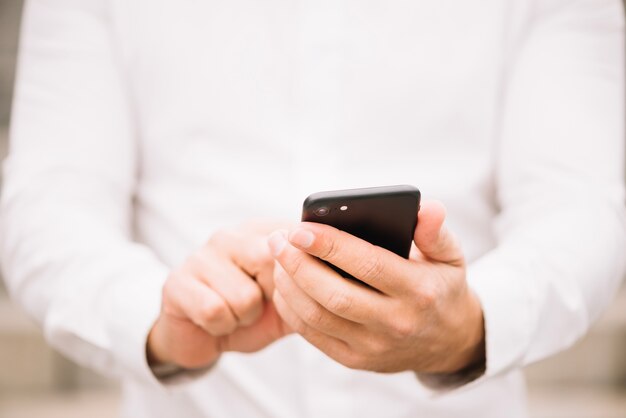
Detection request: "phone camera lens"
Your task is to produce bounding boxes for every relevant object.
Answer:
[314,206,330,217]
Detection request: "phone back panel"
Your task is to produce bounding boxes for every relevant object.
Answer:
[301,185,420,277]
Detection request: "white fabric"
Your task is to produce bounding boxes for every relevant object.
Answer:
[2,0,625,417]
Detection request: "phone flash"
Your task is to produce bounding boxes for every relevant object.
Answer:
[340,205,348,211]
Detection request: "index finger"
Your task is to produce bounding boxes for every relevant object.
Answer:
[287,222,412,295]
[208,230,275,299]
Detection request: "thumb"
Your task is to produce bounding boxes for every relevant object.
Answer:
[414,200,464,267]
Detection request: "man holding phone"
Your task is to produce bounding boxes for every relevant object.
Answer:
[2,0,624,417]
[147,199,486,382]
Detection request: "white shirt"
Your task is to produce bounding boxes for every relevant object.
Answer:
[2,0,625,417]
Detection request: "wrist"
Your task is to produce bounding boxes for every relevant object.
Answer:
[415,291,486,389]
[146,315,222,373]
[146,317,173,367]
[455,289,486,371]
[440,289,486,374]
[146,320,220,380]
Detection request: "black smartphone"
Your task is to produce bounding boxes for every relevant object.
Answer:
[301,185,421,278]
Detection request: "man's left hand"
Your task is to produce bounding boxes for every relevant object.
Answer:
[267,200,485,375]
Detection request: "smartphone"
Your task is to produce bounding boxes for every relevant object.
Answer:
[301,185,421,279]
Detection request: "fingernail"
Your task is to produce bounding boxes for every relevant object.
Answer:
[289,228,315,248]
[268,230,287,256]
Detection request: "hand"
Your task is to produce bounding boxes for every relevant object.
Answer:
[268,201,485,374]
[147,222,292,370]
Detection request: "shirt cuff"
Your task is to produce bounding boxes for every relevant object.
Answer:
[105,249,215,389]
[149,362,215,386]
[104,252,171,387]
[416,359,486,391]
[466,252,532,378]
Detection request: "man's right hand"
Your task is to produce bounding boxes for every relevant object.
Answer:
[147,224,292,370]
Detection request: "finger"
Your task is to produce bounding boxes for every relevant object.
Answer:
[274,224,411,295]
[220,300,292,353]
[190,251,264,326]
[248,236,276,300]
[273,261,365,339]
[269,231,390,323]
[167,275,239,336]
[209,231,275,299]
[413,200,464,267]
[273,289,356,365]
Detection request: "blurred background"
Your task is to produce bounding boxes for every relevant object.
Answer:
[0,1,625,417]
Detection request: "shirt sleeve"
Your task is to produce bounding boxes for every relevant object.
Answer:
[0,0,169,386]
[469,0,626,380]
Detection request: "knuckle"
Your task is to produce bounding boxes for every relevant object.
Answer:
[389,318,416,340]
[355,252,384,282]
[290,315,308,335]
[249,255,269,277]
[199,300,229,325]
[325,290,353,315]
[259,257,275,275]
[318,232,340,261]
[208,229,230,247]
[160,273,184,308]
[288,254,306,278]
[273,265,289,288]
[240,237,272,276]
[433,233,449,254]
[365,337,390,357]
[161,301,178,318]
[302,305,325,328]
[416,285,437,310]
[251,238,272,263]
[235,286,263,313]
[187,250,209,270]
[161,274,178,297]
